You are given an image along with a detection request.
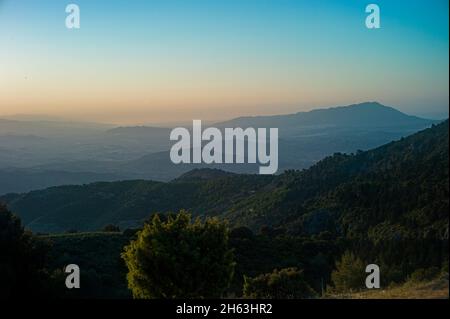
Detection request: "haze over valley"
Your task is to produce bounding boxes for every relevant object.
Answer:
[0,101,442,195]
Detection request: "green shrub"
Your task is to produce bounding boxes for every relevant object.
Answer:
[243,267,316,299]
[330,251,366,293]
[122,211,235,298]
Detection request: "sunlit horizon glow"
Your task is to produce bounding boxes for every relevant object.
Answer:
[0,0,448,124]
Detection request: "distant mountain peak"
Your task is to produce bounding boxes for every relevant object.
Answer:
[216,102,436,129]
[308,101,398,112]
[353,101,383,106]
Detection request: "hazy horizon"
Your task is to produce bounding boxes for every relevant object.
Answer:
[1,0,448,124]
[0,100,448,127]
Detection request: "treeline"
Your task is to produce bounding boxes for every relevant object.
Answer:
[1,205,447,299]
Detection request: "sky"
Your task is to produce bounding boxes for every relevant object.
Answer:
[0,0,448,124]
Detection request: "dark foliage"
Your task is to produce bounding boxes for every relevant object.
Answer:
[122,211,235,299]
[0,204,51,298]
[243,267,316,299]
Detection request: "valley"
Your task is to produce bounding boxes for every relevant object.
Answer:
[0,102,440,195]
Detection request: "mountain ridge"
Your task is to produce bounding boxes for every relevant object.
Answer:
[2,120,447,236]
[215,102,436,129]
[0,102,441,194]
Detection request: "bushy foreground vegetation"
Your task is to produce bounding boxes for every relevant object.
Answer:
[122,212,234,298]
[1,206,448,299]
[243,268,316,299]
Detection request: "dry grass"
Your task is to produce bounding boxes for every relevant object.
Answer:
[329,276,449,299]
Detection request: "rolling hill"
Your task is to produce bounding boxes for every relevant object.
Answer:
[0,168,123,195]
[2,120,447,239]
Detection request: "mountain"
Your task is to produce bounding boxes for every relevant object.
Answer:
[0,102,440,194]
[22,103,440,179]
[0,120,172,172]
[216,102,435,133]
[225,120,449,238]
[0,118,113,138]
[2,120,447,237]
[0,173,273,233]
[0,119,120,168]
[0,168,124,195]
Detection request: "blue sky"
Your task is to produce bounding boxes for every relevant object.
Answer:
[0,0,448,123]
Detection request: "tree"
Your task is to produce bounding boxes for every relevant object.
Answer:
[330,251,366,293]
[122,211,235,298]
[243,267,316,299]
[0,204,51,298]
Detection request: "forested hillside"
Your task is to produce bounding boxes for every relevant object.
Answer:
[2,121,447,239]
[1,173,273,233]
[1,121,448,298]
[227,120,449,240]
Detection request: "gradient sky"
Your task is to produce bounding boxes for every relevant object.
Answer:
[0,0,448,124]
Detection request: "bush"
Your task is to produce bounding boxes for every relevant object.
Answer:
[408,267,441,283]
[243,267,316,299]
[330,251,366,293]
[122,211,235,298]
